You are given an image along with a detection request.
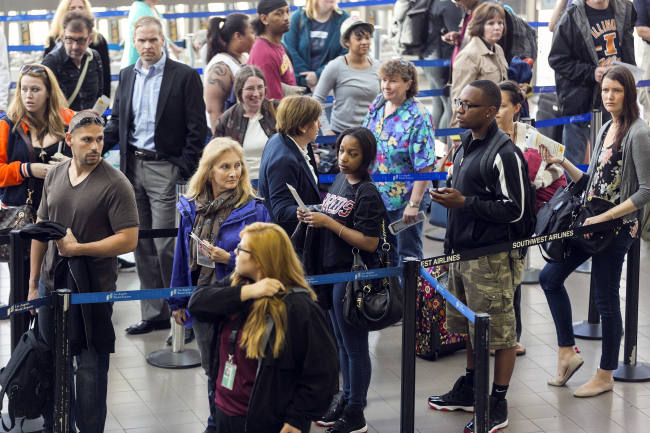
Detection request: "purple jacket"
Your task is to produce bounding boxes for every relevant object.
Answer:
[166,194,270,326]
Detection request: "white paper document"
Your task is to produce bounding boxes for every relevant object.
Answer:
[612,61,645,84]
[92,95,111,116]
[526,129,566,161]
[287,183,309,212]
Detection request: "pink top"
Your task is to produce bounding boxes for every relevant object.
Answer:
[248,38,296,100]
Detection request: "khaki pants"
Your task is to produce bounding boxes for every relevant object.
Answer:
[638,42,650,122]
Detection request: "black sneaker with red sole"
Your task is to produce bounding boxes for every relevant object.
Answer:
[428,376,474,412]
[315,391,345,427]
[463,396,508,433]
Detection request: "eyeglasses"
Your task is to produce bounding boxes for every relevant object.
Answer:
[19,65,46,75]
[70,116,105,133]
[243,85,266,94]
[454,98,489,111]
[236,243,251,254]
[64,36,89,45]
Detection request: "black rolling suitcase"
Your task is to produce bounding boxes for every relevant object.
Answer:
[415,266,467,361]
[536,93,564,143]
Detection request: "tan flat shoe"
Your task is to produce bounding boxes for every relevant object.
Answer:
[573,380,614,398]
[516,343,526,356]
[548,354,584,387]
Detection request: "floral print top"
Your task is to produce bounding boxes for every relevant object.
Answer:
[588,124,638,237]
[363,96,436,211]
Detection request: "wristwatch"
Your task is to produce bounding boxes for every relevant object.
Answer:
[408,201,419,208]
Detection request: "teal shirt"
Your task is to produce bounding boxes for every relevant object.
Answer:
[120,1,164,69]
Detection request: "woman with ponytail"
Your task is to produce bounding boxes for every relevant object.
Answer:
[204,14,256,133]
[188,222,339,433]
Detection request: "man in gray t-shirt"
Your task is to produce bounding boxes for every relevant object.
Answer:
[28,111,139,433]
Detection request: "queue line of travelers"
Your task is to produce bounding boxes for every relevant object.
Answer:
[0,0,648,431]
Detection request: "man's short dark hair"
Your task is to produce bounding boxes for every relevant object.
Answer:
[62,10,94,34]
[468,80,501,109]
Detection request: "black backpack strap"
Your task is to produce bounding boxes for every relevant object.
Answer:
[479,131,513,193]
[374,95,387,111]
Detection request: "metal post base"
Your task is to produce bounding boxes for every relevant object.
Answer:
[572,320,602,340]
[522,268,541,285]
[424,227,446,242]
[575,261,592,274]
[146,349,202,369]
[613,363,650,382]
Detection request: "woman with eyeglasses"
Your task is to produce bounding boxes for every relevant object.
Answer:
[363,58,436,267]
[187,222,338,433]
[44,0,112,99]
[0,65,73,211]
[449,3,508,137]
[213,66,279,181]
[166,137,269,432]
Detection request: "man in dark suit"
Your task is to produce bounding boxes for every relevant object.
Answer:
[104,15,206,336]
[258,95,322,235]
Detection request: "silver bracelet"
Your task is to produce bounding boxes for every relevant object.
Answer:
[338,226,346,237]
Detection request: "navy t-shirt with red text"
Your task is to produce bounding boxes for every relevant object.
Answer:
[585,3,621,67]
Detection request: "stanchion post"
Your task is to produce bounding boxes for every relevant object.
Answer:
[613,239,650,381]
[9,231,30,352]
[53,289,72,433]
[400,259,419,433]
[589,110,602,165]
[175,181,187,228]
[474,314,491,433]
[372,26,382,60]
[572,273,602,340]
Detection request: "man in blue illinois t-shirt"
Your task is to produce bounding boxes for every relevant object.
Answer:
[584,1,621,67]
[635,0,650,121]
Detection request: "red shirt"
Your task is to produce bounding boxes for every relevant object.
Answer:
[214,315,258,417]
[523,148,568,213]
[248,38,296,100]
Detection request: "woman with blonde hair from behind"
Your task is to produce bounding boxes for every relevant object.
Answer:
[189,222,339,433]
[166,137,270,432]
[44,0,112,98]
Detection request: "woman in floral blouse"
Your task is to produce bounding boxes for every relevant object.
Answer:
[539,66,650,398]
[363,59,436,266]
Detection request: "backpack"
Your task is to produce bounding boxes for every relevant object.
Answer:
[388,0,434,55]
[502,5,538,61]
[458,130,536,241]
[0,317,54,431]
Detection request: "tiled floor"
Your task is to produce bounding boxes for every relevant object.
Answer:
[2,219,650,433]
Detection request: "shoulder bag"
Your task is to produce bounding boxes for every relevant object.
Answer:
[0,125,37,262]
[342,183,403,331]
[570,196,625,255]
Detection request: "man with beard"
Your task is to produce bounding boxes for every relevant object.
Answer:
[248,0,296,100]
[28,111,139,433]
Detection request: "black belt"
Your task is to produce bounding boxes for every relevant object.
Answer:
[127,144,165,161]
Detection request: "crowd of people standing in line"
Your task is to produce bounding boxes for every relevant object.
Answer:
[0,0,649,432]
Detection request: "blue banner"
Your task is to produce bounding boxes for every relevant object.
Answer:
[532,86,556,94]
[435,128,465,137]
[306,267,403,285]
[319,172,448,183]
[0,297,51,318]
[72,287,196,304]
[420,267,476,323]
[535,113,591,128]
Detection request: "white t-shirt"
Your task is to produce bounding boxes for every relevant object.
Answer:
[242,110,268,180]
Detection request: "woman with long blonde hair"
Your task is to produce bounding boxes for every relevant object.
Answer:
[0,65,73,211]
[166,137,269,432]
[189,222,339,433]
[44,0,112,98]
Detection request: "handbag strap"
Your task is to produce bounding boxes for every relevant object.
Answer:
[352,181,391,257]
[15,124,36,205]
[67,49,93,106]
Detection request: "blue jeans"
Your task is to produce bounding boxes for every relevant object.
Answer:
[539,231,635,370]
[562,121,590,165]
[38,279,112,433]
[330,282,371,410]
[193,319,216,430]
[386,193,431,268]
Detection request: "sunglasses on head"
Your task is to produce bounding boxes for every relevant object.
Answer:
[398,59,410,67]
[70,116,105,133]
[20,65,46,75]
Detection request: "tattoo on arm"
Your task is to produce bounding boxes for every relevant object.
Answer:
[208,62,228,93]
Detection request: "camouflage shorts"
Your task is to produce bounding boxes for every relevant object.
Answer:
[446,250,524,351]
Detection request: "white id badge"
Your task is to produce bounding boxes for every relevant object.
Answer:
[196,240,215,269]
[222,360,237,390]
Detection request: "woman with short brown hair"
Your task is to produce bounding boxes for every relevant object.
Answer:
[258,95,322,233]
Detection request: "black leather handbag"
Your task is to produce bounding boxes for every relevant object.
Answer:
[535,174,589,262]
[342,220,403,331]
[570,196,623,255]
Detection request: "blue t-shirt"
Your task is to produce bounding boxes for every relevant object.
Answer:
[633,0,650,41]
[584,3,621,67]
[310,18,331,71]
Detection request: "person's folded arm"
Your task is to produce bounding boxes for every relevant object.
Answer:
[188,282,245,323]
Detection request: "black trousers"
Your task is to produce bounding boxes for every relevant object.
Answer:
[214,407,247,433]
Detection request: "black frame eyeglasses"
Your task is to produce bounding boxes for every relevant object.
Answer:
[70,116,105,133]
[20,65,46,75]
[454,98,489,111]
[236,243,251,255]
[64,36,89,46]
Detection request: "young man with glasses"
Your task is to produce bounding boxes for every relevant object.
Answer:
[42,10,104,112]
[29,111,139,433]
[428,80,527,433]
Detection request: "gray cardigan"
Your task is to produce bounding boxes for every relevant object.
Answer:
[585,117,650,224]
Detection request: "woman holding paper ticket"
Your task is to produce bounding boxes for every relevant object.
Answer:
[166,138,269,431]
[539,66,650,398]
